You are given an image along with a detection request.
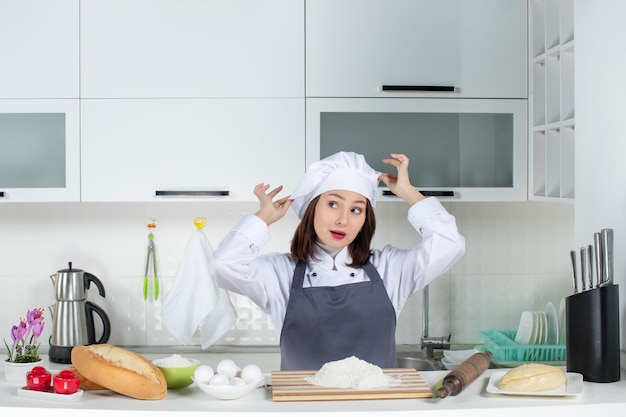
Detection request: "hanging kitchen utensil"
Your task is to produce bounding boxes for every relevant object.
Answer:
[144,218,159,301]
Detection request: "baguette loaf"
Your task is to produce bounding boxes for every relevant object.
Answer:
[65,366,107,390]
[71,344,167,400]
[499,363,567,392]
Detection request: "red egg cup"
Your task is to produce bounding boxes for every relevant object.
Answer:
[26,366,52,392]
[53,370,81,395]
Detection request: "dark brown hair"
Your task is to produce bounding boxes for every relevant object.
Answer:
[290,195,376,267]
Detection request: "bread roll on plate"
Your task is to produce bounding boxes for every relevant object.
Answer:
[71,344,167,400]
[499,363,567,392]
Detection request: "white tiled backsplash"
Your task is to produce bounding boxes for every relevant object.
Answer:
[0,200,573,349]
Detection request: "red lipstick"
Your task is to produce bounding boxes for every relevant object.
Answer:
[330,230,347,239]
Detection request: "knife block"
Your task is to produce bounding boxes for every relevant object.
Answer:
[565,284,620,382]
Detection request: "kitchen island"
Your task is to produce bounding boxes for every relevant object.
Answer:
[2,353,626,416]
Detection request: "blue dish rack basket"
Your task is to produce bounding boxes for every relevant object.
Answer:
[478,330,567,363]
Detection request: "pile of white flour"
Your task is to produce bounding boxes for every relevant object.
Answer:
[307,356,390,389]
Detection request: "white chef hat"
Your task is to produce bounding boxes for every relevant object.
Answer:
[290,151,381,219]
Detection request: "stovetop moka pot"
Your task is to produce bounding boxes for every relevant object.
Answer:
[48,262,111,364]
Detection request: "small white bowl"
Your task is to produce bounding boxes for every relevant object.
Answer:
[441,357,458,370]
[192,376,265,400]
[443,348,480,363]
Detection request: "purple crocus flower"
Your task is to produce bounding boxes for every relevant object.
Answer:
[5,308,46,362]
[28,308,45,343]
[11,319,28,349]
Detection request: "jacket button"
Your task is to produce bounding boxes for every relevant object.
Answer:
[350,272,355,277]
[311,272,317,277]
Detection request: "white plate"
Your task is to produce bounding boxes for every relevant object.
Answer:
[558,298,566,345]
[514,311,534,344]
[17,387,83,402]
[545,301,559,344]
[533,311,548,344]
[193,376,265,400]
[529,312,539,344]
[486,371,583,396]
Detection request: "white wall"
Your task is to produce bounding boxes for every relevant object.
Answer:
[0,200,573,350]
[575,0,626,351]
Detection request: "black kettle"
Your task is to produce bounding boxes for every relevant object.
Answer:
[48,262,111,364]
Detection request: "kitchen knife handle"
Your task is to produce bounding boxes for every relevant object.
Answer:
[382,85,456,92]
[601,228,614,286]
[155,189,230,197]
[594,232,603,288]
[570,249,578,293]
[580,247,587,292]
[586,245,594,290]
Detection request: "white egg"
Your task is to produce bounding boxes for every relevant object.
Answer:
[208,373,230,386]
[193,365,214,383]
[216,359,238,378]
[229,377,246,386]
[240,364,263,384]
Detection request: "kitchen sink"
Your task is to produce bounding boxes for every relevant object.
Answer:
[396,356,444,371]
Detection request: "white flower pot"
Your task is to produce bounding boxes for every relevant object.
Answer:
[3,359,43,384]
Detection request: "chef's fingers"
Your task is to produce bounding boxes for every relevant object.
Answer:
[254,183,284,199]
[382,154,409,169]
[274,195,291,207]
[267,185,284,199]
[253,183,271,196]
[378,173,398,188]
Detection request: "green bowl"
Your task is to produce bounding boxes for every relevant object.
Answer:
[154,358,201,389]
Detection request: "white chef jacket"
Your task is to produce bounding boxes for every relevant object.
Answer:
[211,197,465,338]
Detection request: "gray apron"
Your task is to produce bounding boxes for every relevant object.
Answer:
[279,259,397,370]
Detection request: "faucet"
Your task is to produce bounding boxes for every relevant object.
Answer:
[420,284,451,358]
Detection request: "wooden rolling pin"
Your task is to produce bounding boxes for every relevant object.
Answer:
[436,351,492,398]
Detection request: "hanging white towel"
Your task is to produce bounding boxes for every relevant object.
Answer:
[161,230,236,349]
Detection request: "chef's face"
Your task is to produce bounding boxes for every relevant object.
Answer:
[314,190,368,249]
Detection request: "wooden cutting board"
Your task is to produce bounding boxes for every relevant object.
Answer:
[271,368,432,402]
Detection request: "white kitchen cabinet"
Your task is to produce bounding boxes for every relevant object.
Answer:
[529,0,575,202]
[80,99,304,202]
[307,98,528,202]
[80,0,304,99]
[0,99,80,202]
[306,0,527,99]
[0,0,79,99]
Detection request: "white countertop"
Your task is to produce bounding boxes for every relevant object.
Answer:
[3,353,626,417]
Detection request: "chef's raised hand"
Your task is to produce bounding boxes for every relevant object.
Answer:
[379,153,425,206]
[253,183,293,226]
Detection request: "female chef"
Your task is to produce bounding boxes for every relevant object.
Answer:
[211,152,465,370]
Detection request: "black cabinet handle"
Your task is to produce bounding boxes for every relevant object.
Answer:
[0,191,4,198]
[155,189,230,197]
[382,85,456,92]
[383,190,455,197]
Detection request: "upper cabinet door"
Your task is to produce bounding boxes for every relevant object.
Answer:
[306,0,527,98]
[0,99,80,202]
[80,98,304,202]
[80,0,304,98]
[0,0,79,98]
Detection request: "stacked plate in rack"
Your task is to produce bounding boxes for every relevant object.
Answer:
[514,302,560,345]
